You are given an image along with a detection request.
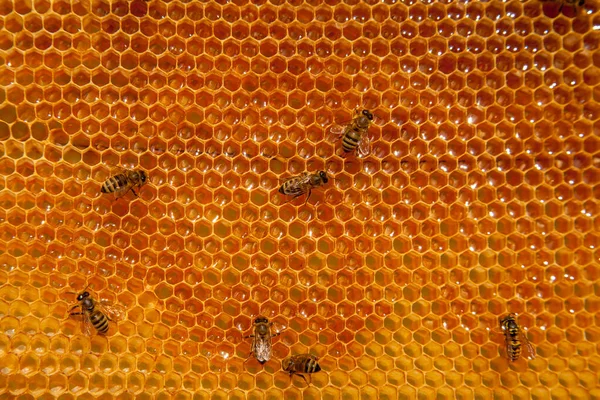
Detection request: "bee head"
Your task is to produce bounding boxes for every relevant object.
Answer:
[500,313,517,326]
[254,316,269,324]
[362,109,374,121]
[318,171,329,184]
[77,291,90,301]
[140,171,147,183]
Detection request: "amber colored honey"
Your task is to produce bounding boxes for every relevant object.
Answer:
[1,0,600,398]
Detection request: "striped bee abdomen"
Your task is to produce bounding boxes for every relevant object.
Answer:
[305,358,321,373]
[342,130,361,152]
[507,333,521,360]
[90,310,109,334]
[101,174,128,193]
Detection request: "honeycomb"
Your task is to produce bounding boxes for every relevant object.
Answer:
[0,0,599,398]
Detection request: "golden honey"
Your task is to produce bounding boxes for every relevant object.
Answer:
[0,0,600,398]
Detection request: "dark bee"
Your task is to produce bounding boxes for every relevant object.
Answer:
[68,287,124,335]
[279,171,329,204]
[244,316,283,364]
[500,313,535,362]
[101,168,147,198]
[331,109,374,156]
[282,354,321,386]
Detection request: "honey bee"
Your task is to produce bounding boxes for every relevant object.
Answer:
[67,286,125,335]
[500,313,535,362]
[279,171,329,204]
[282,354,322,386]
[101,167,147,198]
[244,316,283,364]
[330,109,374,156]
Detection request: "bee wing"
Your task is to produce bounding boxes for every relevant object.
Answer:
[81,311,93,336]
[297,173,314,186]
[113,181,135,199]
[328,121,352,141]
[98,301,126,322]
[357,134,372,157]
[520,330,536,360]
[280,172,312,187]
[329,124,347,136]
[253,336,272,363]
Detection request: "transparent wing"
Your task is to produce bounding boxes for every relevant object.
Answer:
[280,172,312,189]
[330,124,347,136]
[98,300,126,322]
[296,173,313,187]
[113,182,135,199]
[520,330,536,360]
[81,312,93,336]
[252,336,272,363]
[357,134,372,157]
[329,121,352,141]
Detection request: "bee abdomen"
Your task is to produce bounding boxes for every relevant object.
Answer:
[90,310,109,334]
[508,346,521,361]
[305,358,321,373]
[101,174,128,193]
[342,132,360,152]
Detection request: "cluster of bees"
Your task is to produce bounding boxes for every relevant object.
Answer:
[99,108,374,204]
[67,106,536,383]
[68,110,377,384]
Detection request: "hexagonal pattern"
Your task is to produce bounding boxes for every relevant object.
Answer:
[0,0,599,399]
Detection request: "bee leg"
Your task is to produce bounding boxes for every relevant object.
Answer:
[69,305,80,312]
[282,194,303,206]
[298,373,310,386]
[131,188,138,197]
[69,312,84,316]
[304,189,312,205]
[271,331,282,338]
[244,334,255,339]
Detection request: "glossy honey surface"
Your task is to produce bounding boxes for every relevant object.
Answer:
[0,0,599,399]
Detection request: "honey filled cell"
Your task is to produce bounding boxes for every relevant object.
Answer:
[0,0,598,398]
